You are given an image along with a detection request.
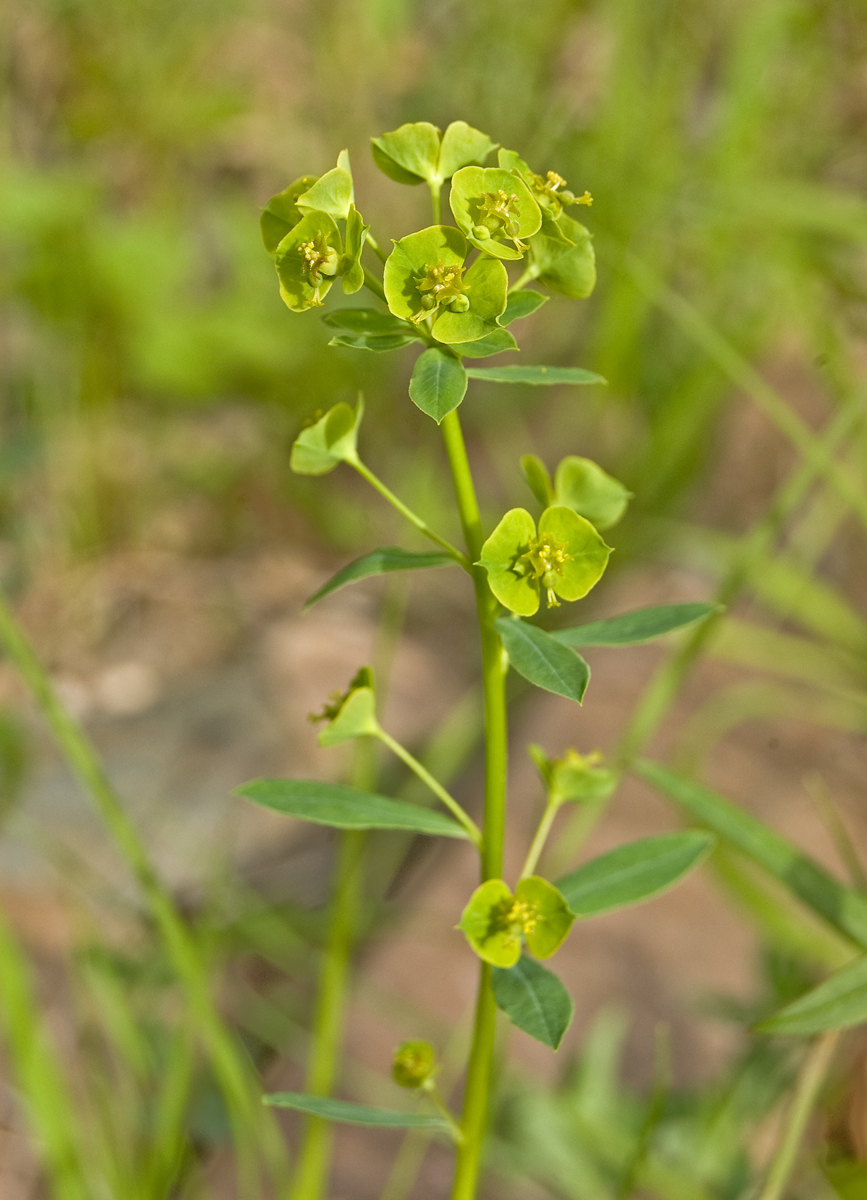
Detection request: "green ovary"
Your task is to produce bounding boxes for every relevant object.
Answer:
[414,261,470,321]
[472,190,524,246]
[520,532,573,608]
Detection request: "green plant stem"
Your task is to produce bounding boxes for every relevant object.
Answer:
[365,232,388,263]
[508,265,538,293]
[421,1079,463,1144]
[519,796,561,879]
[363,267,387,301]
[757,1030,839,1200]
[439,408,508,1200]
[350,457,471,569]
[0,589,287,1196]
[374,726,482,845]
[429,183,442,224]
[290,826,366,1200]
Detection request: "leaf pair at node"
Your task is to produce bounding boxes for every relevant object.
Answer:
[458,876,574,968]
[371,120,497,188]
[479,506,611,616]
[384,225,508,345]
[522,454,633,532]
[261,151,369,312]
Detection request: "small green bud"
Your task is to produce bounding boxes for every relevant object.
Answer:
[450,294,470,313]
[392,1040,437,1089]
[472,225,491,240]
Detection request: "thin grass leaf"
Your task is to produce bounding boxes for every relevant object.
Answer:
[264,1093,449,1129]
[553,603,720,648]
[466,365,605,386]
[758,955,867,1035]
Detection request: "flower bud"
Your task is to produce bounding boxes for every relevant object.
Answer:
[450,294,470,313]
[472,225,491,240]
[392,1040,437,1089]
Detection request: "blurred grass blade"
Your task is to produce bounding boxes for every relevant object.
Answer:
[238,778,471,838]
[466,365,605,385]
[304,547,454,609]
[0,905,87,1199]
[636,760,867,950]
[759,956,867,1035]
[556,832,715,917]
[264,1093,449,1130]
[553,603,720,647]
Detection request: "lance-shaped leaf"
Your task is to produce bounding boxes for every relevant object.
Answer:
[304,547,455,609]
[450,166,541,260]
[758,955,867,1035]
[499,289,548,326]
[466,365,605,386]
[554,456,633,530]
[556,832,715,918]
[447,328,518,358]
[479,506,611,617]
[290,397,363,475]
[409,348,468,423]
[458,876,574,968]
[296,150,355,220]
[492,956,574,1049]
[328,332,419,352]
[496,618,591,704]
[371,121,496,187]
[529,214,596,298]
[275,211,343,312]
[264,1093,449,1130]
[322,309,413,335]
[260,175,318,253]
[637,760,867,950]
[383,225,508,345]
[238,779,471,839]
[553,603,721,648]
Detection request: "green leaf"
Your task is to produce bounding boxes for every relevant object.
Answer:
[322,309,412,335]
[554,456,632,530]
[317,688,378,746]
[289,397,363,475]
[556,832,715,918]
[304,547,455,609]
[260,176,317,253]
[521,454,555,507]
[296,154,355,221]
[437,121,498,180]
[758,955,867,1035]
[499,290,548,326]
[371,122,441,186]
[340,205,369,294]
[518,876,574,959]
[495,618,591,704]
[238,779,470,839]
[491,956,574,1049]
[328,333,419,352]
[447,328,518,358]
[637,760,867,950]
[465,365,605,386]
[478,507,539,616]
[409,349,468,423]
[263,1093,448,1129]
[553,603,721,648]
[530,215,596,298]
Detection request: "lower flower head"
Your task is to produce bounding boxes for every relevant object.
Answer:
[458,876,574,968]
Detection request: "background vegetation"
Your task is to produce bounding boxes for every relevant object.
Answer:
[2,0,867,1196]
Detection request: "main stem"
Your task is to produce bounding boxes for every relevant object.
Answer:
[440,410,508,1200]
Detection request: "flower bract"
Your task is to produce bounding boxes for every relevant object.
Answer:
[498,149,592,218]
[275,211,343,312]
[383,226,508,344]
[528,214,596,299]
[260,175,318,253]
[290,396,363,475]
[371,121,497,187]
[554,456,632,530]
[478,506,611,616]
[458,876,574,968]
[449,166,541,260]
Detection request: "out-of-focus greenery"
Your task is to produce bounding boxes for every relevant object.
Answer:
[3,0,867,1197]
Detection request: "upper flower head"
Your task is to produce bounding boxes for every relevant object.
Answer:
[383,225,508,345]
[457,876,574,968]
[449,167,541,261]
[498,149,592,218]
[478,506,611,617]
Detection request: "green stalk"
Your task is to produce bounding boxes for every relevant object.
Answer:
[519,797,561,879]
[0,589,286,1196]
[429,182,442,224]
[363,268,387,302]
[290,825,366,1200]
[350,457,471,568]
[756,1031,839,1200]
[374,725,481,844]
[439,409,508,1200]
